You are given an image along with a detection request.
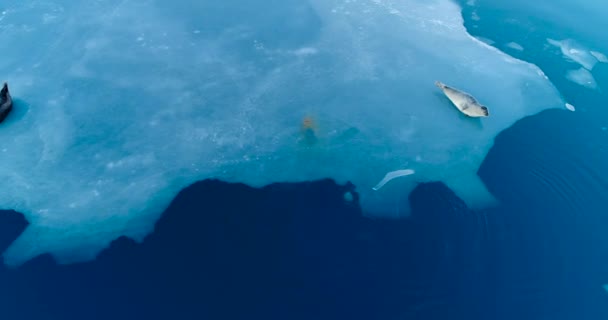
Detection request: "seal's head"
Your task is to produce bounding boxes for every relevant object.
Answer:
[480,106,489,116]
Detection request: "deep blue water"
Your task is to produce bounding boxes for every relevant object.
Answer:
[2,1,608,319]
[1,109,607,320]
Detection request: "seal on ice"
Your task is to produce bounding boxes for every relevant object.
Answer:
[435,81,489,117]
[0,82,13,123]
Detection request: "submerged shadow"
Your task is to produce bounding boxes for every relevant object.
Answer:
[0,109,606,320]
[1,98,30,125]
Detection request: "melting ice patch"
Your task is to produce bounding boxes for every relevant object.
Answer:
[566,68,598,89]
[548,38,607,70]
[471,11,480,21]
[0,0,564,266]
[548,38,605,90]
[591,51,608,63]
[506,42,524,52]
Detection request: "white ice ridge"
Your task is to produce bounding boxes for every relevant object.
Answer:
[0,0,564,266]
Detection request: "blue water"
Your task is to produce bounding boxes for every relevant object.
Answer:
[1,0,608,319]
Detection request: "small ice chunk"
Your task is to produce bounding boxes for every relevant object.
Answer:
[590,51,608,63]
[372,169,415,191]
[566,67,598,89]
[565,103,575,112]
[506,42,524,51]
[471,11,480,21]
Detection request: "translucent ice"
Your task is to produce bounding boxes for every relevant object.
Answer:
[566,67,598,89]
[548,38,604,70]
[590,51,608,63]
[0,0,564,266]
[506,42,524,51]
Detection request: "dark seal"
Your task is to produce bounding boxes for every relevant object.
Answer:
[0,82,13,123]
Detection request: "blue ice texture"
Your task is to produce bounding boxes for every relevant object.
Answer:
[0,0,565,266]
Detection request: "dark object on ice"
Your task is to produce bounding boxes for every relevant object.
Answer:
[0,82,13,123]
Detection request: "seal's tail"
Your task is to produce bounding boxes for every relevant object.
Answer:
[434,81,445,89]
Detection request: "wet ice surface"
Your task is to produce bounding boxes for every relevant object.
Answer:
[0,0,563,265]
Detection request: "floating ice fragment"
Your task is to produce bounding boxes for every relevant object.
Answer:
[372,169,415,191]
[590,51,608,63]
[565,103,575,112]
[566,67,598,89]
[548,38,599,70]
[506,42,524,51]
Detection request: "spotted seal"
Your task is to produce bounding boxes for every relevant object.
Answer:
[435,81,489,117]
